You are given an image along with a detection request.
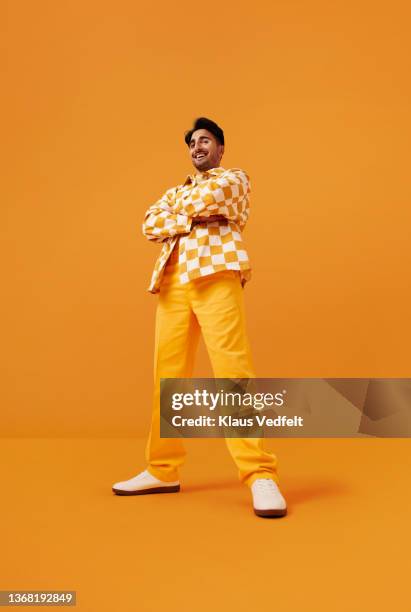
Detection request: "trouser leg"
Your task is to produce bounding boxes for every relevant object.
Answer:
[145,261,200,482]
[190,270,279,486]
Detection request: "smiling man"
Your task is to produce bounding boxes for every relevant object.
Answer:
[112,117,287,518]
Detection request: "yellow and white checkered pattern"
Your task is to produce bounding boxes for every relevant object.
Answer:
[142,167,252,293]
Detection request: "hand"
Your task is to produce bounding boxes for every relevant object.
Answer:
[192,214,226,225]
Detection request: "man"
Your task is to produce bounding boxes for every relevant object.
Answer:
[112,117,287,517]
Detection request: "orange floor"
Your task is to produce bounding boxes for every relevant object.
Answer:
[1,437,409,611]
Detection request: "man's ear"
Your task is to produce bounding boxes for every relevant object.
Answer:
[219,145,225,158]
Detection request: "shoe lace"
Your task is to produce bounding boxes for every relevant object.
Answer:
[254,479,277,492]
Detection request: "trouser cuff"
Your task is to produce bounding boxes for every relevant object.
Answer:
[146,465,179,483]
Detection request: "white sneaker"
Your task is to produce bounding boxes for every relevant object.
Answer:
[112,470,180,496]
[251,479,287,517]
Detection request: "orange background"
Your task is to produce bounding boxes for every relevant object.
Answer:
[2,3,411,611]
[3,0,411,437]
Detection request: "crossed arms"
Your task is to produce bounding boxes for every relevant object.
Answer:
[142,168,250,244]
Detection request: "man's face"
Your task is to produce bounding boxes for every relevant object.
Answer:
[189,129,224,172]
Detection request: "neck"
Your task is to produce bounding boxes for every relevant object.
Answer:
[194,163,220,175]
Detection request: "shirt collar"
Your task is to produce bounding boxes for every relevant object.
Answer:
[183,166,226,186]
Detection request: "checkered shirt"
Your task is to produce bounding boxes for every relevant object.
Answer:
[142,166,252,294]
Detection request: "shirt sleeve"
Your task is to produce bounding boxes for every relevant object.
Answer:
[142,189,193,243]
[177,168,251,232]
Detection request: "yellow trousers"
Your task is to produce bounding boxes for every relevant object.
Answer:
[145,245,279,487]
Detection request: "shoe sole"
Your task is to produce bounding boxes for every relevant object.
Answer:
[254,507,287,518]
[112,484,180,496]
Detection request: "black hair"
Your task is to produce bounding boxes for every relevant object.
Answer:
[184,117,225,147]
